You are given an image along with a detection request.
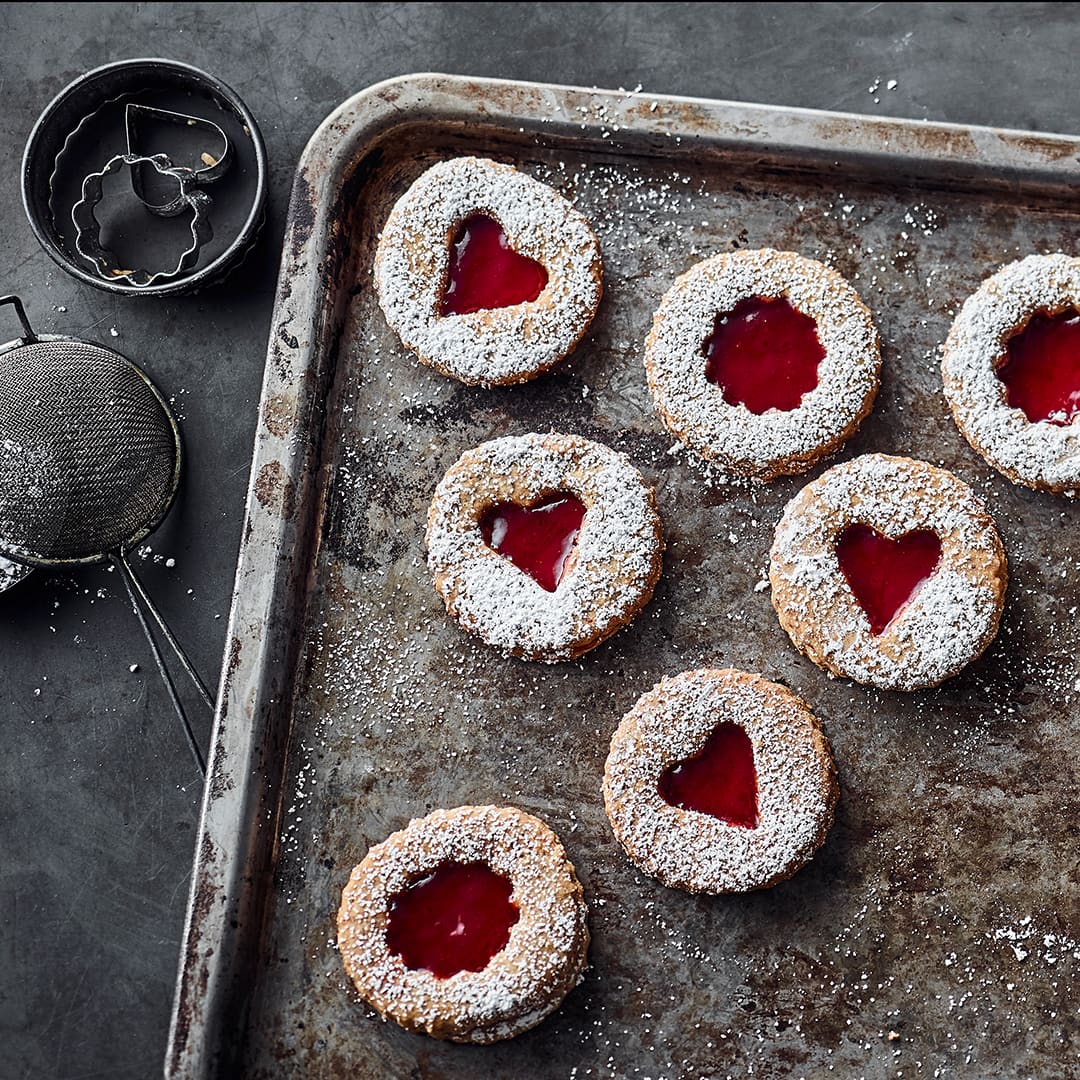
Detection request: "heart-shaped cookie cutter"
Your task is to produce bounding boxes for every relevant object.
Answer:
[72,152,213,287]
[125,103,232,216]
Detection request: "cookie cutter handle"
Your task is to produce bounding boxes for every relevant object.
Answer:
[0,295,38,344]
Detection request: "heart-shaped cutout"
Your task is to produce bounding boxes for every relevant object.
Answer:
[998,309,1080,425]
[658,722,759,828]
[480,493,586,592]
[836,523,942,636]
[124,103,232,217]
[440,214,549,316]
[386,860,520,979]
[704,295,824,414]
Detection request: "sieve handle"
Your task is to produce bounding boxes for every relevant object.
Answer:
[0,295,38,344]
[116,556,214,708]
[114,554,209,775]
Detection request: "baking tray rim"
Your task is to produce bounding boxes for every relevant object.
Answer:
[164,71,1080,1079]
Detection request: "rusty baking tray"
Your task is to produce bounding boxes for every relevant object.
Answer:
[167,74,1080,1078]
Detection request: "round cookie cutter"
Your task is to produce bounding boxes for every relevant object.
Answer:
[22,57,267,297]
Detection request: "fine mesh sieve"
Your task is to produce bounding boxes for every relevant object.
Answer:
[0,295,209,772]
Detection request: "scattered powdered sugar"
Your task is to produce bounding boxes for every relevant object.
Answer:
[942,253,1080,493]
[644,248,880,480]
[988,916,1080,966]
[603,669,836,894]
[374,157,602,386]
[770,454,1007,691]
[336,805,588,1043]
[426,432,663,662]
[0,555,32,592]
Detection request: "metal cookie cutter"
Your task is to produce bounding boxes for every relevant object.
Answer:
[125,103,232,216]
[71,153,214,287]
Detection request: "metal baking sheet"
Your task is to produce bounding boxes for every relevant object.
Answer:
[167,74,1080,1078]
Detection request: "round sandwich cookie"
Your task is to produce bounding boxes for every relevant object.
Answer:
[769,454,1008,691]
[374,156,603,387]
[337,805,589,1044]
[942,253,1080,494]
[603,668,837,894]
[644,248,880,480]
[426,432,664,663]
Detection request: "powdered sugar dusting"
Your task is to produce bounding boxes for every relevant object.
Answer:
[645,248,880,479]
[375,157,602,386]
[0,556,31,592]
[604,669,836,893]
[942,253,1080,494]
[426,433,663,661]
[770,454,1007,691]
[337,805,589,1043]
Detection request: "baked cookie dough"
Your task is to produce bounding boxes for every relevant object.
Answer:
[644,248,880,480]
[942,253,1080,494]
[426,432,664,662]
[337,805,589,1043]
[603,668,837,893]
[375,156,603,386]
[769,453,1007,691]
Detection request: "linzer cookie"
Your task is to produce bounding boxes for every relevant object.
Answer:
[770,454,1008,691]
[603,669,837,894]
[942,253,1080,494]
[374,157,603,386]
[337,805,589,1044]
[426,433,664,662]
[644,248,880,480]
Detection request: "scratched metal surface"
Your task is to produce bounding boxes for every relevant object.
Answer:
[172,76,1080,1079]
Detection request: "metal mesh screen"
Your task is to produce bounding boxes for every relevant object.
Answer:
[0,340,179,562]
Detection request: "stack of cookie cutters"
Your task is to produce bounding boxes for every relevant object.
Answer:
[23,57,268,297]
[71,104,233,288]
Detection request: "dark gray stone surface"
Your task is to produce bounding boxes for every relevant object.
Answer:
[0,4,1077,1078]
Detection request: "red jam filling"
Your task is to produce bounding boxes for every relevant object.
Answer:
[703,295,824,413]
[835,523,942,636]
[658,722,759,828]
[386,860,519,979]
[997,309,1080,424]
[480,493,586,592]
[439,213,548,316]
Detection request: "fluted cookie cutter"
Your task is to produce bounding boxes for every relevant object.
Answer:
[71,153,214,287]
[125,103,232,216]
